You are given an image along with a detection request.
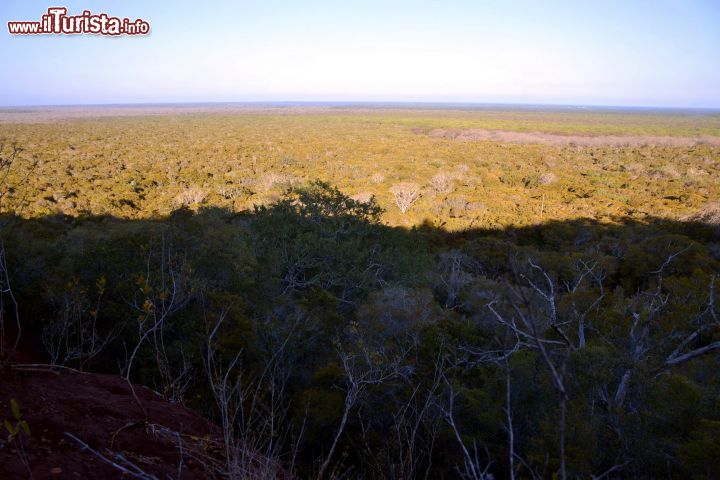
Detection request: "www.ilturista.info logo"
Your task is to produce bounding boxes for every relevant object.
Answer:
[8,7,150,35]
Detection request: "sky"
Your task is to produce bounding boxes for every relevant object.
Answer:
[1,0,719,107]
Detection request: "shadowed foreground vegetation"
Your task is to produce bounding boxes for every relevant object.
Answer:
[2,181,720,479]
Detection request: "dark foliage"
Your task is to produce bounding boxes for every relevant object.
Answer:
[2,183,720,479]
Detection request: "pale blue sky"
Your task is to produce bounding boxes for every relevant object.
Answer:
[1,0,719,107]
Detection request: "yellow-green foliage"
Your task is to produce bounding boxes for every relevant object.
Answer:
[3,399,29,444]
[1,109,718,231]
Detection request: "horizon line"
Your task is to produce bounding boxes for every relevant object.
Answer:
[2,100,720,112]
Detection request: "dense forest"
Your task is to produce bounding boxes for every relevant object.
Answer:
[1,110,720,479]
[2,182,719,478]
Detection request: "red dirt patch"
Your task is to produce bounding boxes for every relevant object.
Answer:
[427,128,720,147]
[0,367,219,479]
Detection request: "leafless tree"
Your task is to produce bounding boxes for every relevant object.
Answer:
[42,277,116,369]
[455,331,521,480]
[430,173,454,195]
[390,183,421,214]
[437,366,494,480]
[205,307,303,479]
[0,240,20,361]
[0,142,30,361]
[436,250,479,309]
[316,339,407,480]
[503,357,518,480]
[0,142,24,210]
[481,248,719,479]
[485,257,606,480]
[205,308,245,478]
[356,354,443,480]
[664,274,720,367]
[601,251,719,416]
[124,236,197,403]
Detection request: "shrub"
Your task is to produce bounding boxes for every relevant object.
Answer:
[687,200,720,225]
[624,162,646,178]
[538,172,558,185]
[389,182,421,214]
[430,173,454,194]
[217,184,252,200]
[174,186,207,206]
[351,192,375,204]
[370,173,385,184]
[258,172,297,191]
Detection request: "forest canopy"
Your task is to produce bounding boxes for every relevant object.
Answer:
[1,109,720,479]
